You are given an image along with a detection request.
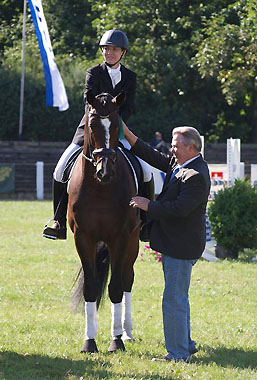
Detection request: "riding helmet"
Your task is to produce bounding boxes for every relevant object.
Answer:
[99,30,129,51]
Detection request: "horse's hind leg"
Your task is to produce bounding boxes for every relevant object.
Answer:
[122,231,140,342]
[107,243,126,352]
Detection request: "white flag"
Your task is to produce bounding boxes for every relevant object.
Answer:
[28,0,69,111]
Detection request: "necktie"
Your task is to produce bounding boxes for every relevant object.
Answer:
[169,167,179,182]
[109,69,121,88]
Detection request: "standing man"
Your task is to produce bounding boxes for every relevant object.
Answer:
[124,123,210,362]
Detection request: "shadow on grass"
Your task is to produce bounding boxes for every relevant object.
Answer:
[126,345,257,370]
[192,345,257,369]
[0,350,181,380]
[0,351,88,380]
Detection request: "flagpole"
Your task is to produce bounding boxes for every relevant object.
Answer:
[19,0,27,140]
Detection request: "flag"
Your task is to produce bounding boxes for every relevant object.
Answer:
[28,0,69,111]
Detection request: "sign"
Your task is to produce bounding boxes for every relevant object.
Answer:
[211,171,223,179]
[0,164,15,193]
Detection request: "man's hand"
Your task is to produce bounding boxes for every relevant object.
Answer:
[129,196,150,211]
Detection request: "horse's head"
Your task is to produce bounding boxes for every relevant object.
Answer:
[84,90,126,183]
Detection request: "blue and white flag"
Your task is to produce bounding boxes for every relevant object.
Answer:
[28,0,69,111]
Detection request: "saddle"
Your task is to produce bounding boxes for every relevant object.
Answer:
[61,145,144,196]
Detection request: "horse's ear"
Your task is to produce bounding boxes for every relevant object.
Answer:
[112,91,126,108]
[86,90,96,106]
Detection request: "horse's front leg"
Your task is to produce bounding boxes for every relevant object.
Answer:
[122,291,134,342]
[108,302,125,352]
[81,301,98,353]
[74,229,98,353]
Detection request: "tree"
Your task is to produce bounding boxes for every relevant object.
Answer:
[0,0,101,141]
[0,0,256,142]
[91,0,248,142]
[193,0,257,142]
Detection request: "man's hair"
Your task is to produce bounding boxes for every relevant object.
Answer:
[172,126,202,152]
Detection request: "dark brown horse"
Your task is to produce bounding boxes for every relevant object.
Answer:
[68,91,141,353]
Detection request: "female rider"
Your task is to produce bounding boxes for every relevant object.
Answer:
[43,29,153,240]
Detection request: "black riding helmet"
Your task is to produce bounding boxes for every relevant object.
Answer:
[99,29,129,67]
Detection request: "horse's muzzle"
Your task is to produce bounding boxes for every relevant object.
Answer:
[93,148,116,183]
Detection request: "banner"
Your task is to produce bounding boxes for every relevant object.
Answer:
[27,0,69,111]
[0,164,15,193]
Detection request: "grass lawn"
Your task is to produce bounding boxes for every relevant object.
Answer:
[0,201,256,380]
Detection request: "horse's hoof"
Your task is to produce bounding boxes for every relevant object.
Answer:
[108,336,125,352]
[81,339,98,353]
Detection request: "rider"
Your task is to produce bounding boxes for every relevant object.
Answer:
[43,29,154,240]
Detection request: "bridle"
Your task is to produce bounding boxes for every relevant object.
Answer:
[82,107,117,167]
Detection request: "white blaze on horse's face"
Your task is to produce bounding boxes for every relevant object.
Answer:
[95,117,111,178]
[101,118,111,148]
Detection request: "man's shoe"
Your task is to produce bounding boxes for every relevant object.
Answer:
[189,347,198,355]
[43,221,67,240]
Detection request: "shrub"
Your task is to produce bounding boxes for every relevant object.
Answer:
[208,179,257,258]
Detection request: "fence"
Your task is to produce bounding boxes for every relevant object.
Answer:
[0,141,257,199]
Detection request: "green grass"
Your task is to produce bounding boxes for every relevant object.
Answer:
[0,201,257,380]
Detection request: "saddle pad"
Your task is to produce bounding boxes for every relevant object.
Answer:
[118,147,144,195]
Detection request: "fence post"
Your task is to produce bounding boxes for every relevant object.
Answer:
[36,161,44,200]
[251,164,257,187]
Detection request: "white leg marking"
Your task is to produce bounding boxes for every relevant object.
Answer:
[111,302,123,338]
[122,292,134,341]
[85,301,98,339]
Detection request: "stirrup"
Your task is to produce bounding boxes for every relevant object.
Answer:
[43,219,67,240]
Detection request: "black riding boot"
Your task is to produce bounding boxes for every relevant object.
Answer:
[43,179,68,240]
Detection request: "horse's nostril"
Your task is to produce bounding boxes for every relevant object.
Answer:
[96,169,113,183]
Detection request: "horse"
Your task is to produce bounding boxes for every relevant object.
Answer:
[68,90,141,353]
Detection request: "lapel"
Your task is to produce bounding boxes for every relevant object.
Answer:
[163,164,177,187]
[161,155,203,193]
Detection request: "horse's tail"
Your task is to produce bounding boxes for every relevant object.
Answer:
[95,241,110,308]
[71,242,110,312]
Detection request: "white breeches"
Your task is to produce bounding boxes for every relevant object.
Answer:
[53,143,80,182]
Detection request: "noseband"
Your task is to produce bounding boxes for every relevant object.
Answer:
[82,109,117,167]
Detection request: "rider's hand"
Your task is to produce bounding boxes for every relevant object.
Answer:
[122,121,138,146]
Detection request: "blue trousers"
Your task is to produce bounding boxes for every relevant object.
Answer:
[161,254,197,361]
